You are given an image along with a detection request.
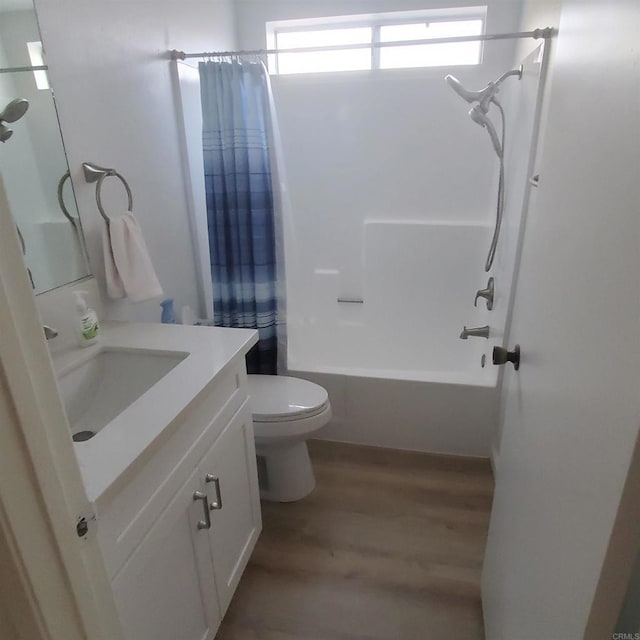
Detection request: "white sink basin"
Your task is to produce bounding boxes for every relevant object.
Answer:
[56,348,187,441]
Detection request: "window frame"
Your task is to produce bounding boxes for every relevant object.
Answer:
[266,7,487,75]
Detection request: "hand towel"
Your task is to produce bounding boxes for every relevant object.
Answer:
[102,214,163,302]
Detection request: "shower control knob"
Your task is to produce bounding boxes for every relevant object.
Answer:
[492,345,520,370]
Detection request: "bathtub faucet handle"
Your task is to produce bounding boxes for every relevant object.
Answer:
[474,277,495,310]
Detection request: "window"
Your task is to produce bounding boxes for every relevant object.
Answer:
[267,7,486,75]
[26,41,50,90]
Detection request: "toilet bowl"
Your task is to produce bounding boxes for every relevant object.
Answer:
[248,375,332,502]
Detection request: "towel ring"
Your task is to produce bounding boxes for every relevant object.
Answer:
[82,162,133,223]
[56,170,80,232]
[96,171,133,223]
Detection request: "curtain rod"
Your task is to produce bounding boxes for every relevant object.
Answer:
[0,65,48,74]
[170,27,553,60]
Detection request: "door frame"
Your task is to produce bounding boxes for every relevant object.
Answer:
[0,174,123,639]
[585,429,640,637]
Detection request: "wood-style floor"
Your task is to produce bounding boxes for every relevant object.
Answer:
[217,440,494,640]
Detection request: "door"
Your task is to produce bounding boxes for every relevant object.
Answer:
[482,2,640,639]
[201,402,262,615]
[0,176,123,637]
[111,465,221,640]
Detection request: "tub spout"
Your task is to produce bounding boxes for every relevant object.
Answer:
[460,325,490,340]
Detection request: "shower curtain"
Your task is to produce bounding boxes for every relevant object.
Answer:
[199,59,282,375]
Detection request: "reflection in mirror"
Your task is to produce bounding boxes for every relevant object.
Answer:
[0,0,91,294]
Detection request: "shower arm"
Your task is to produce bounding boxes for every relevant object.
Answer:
[495,66,523,87]
[477,66,523,113]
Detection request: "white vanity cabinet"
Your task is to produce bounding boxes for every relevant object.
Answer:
[94,359,261,640]
[198,403,262,615]
[111,463,221,640]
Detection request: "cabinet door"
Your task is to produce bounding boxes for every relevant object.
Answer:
[111,465,221,640]
[201,402,262,614]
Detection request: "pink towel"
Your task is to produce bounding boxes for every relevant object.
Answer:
[102,214,163,302]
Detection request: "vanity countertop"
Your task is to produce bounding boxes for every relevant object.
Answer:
[54,322,258,503]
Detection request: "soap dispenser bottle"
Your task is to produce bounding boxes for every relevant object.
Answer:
[73,290,100,347]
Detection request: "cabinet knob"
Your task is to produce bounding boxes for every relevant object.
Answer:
[206,474,223,511]
[492,345,520,370]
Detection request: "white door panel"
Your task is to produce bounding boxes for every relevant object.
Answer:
[482,1,640,638]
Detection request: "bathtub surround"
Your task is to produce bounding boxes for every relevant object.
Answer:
[199,59,279,374]
[289,221,494,382]
[288,221,499,456]
[234,0,521,314]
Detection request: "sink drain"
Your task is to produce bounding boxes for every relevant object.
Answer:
[72,430,96,442]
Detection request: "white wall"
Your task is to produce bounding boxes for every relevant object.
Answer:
[234,0,522,314]
[33,0,238,321]
[516,0,562,59]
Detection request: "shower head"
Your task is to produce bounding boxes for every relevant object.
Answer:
[445,74,493,104]
[469,104,503,158]
[0,98,29,123]
[0,98,29,143]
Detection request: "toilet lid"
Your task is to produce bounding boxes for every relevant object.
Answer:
[247,375,329,422]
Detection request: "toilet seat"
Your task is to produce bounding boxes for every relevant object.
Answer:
[252,403,332,441]
[247,375,331,441]
[248,375,329,422]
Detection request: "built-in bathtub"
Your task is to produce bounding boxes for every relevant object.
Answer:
[286,220,500,457]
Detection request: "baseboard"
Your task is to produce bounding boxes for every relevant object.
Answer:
[312,435,491,462]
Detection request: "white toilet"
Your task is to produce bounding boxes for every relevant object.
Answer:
[247,375,332,502]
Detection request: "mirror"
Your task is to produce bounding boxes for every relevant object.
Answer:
[0,0,91,294]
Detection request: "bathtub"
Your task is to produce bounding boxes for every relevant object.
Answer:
[286,220,500,457]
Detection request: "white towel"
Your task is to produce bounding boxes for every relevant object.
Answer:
[102,214,163,302]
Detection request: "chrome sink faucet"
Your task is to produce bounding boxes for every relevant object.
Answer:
[460,325,490,340]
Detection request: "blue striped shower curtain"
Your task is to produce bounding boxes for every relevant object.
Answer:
[199,60,277,374]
